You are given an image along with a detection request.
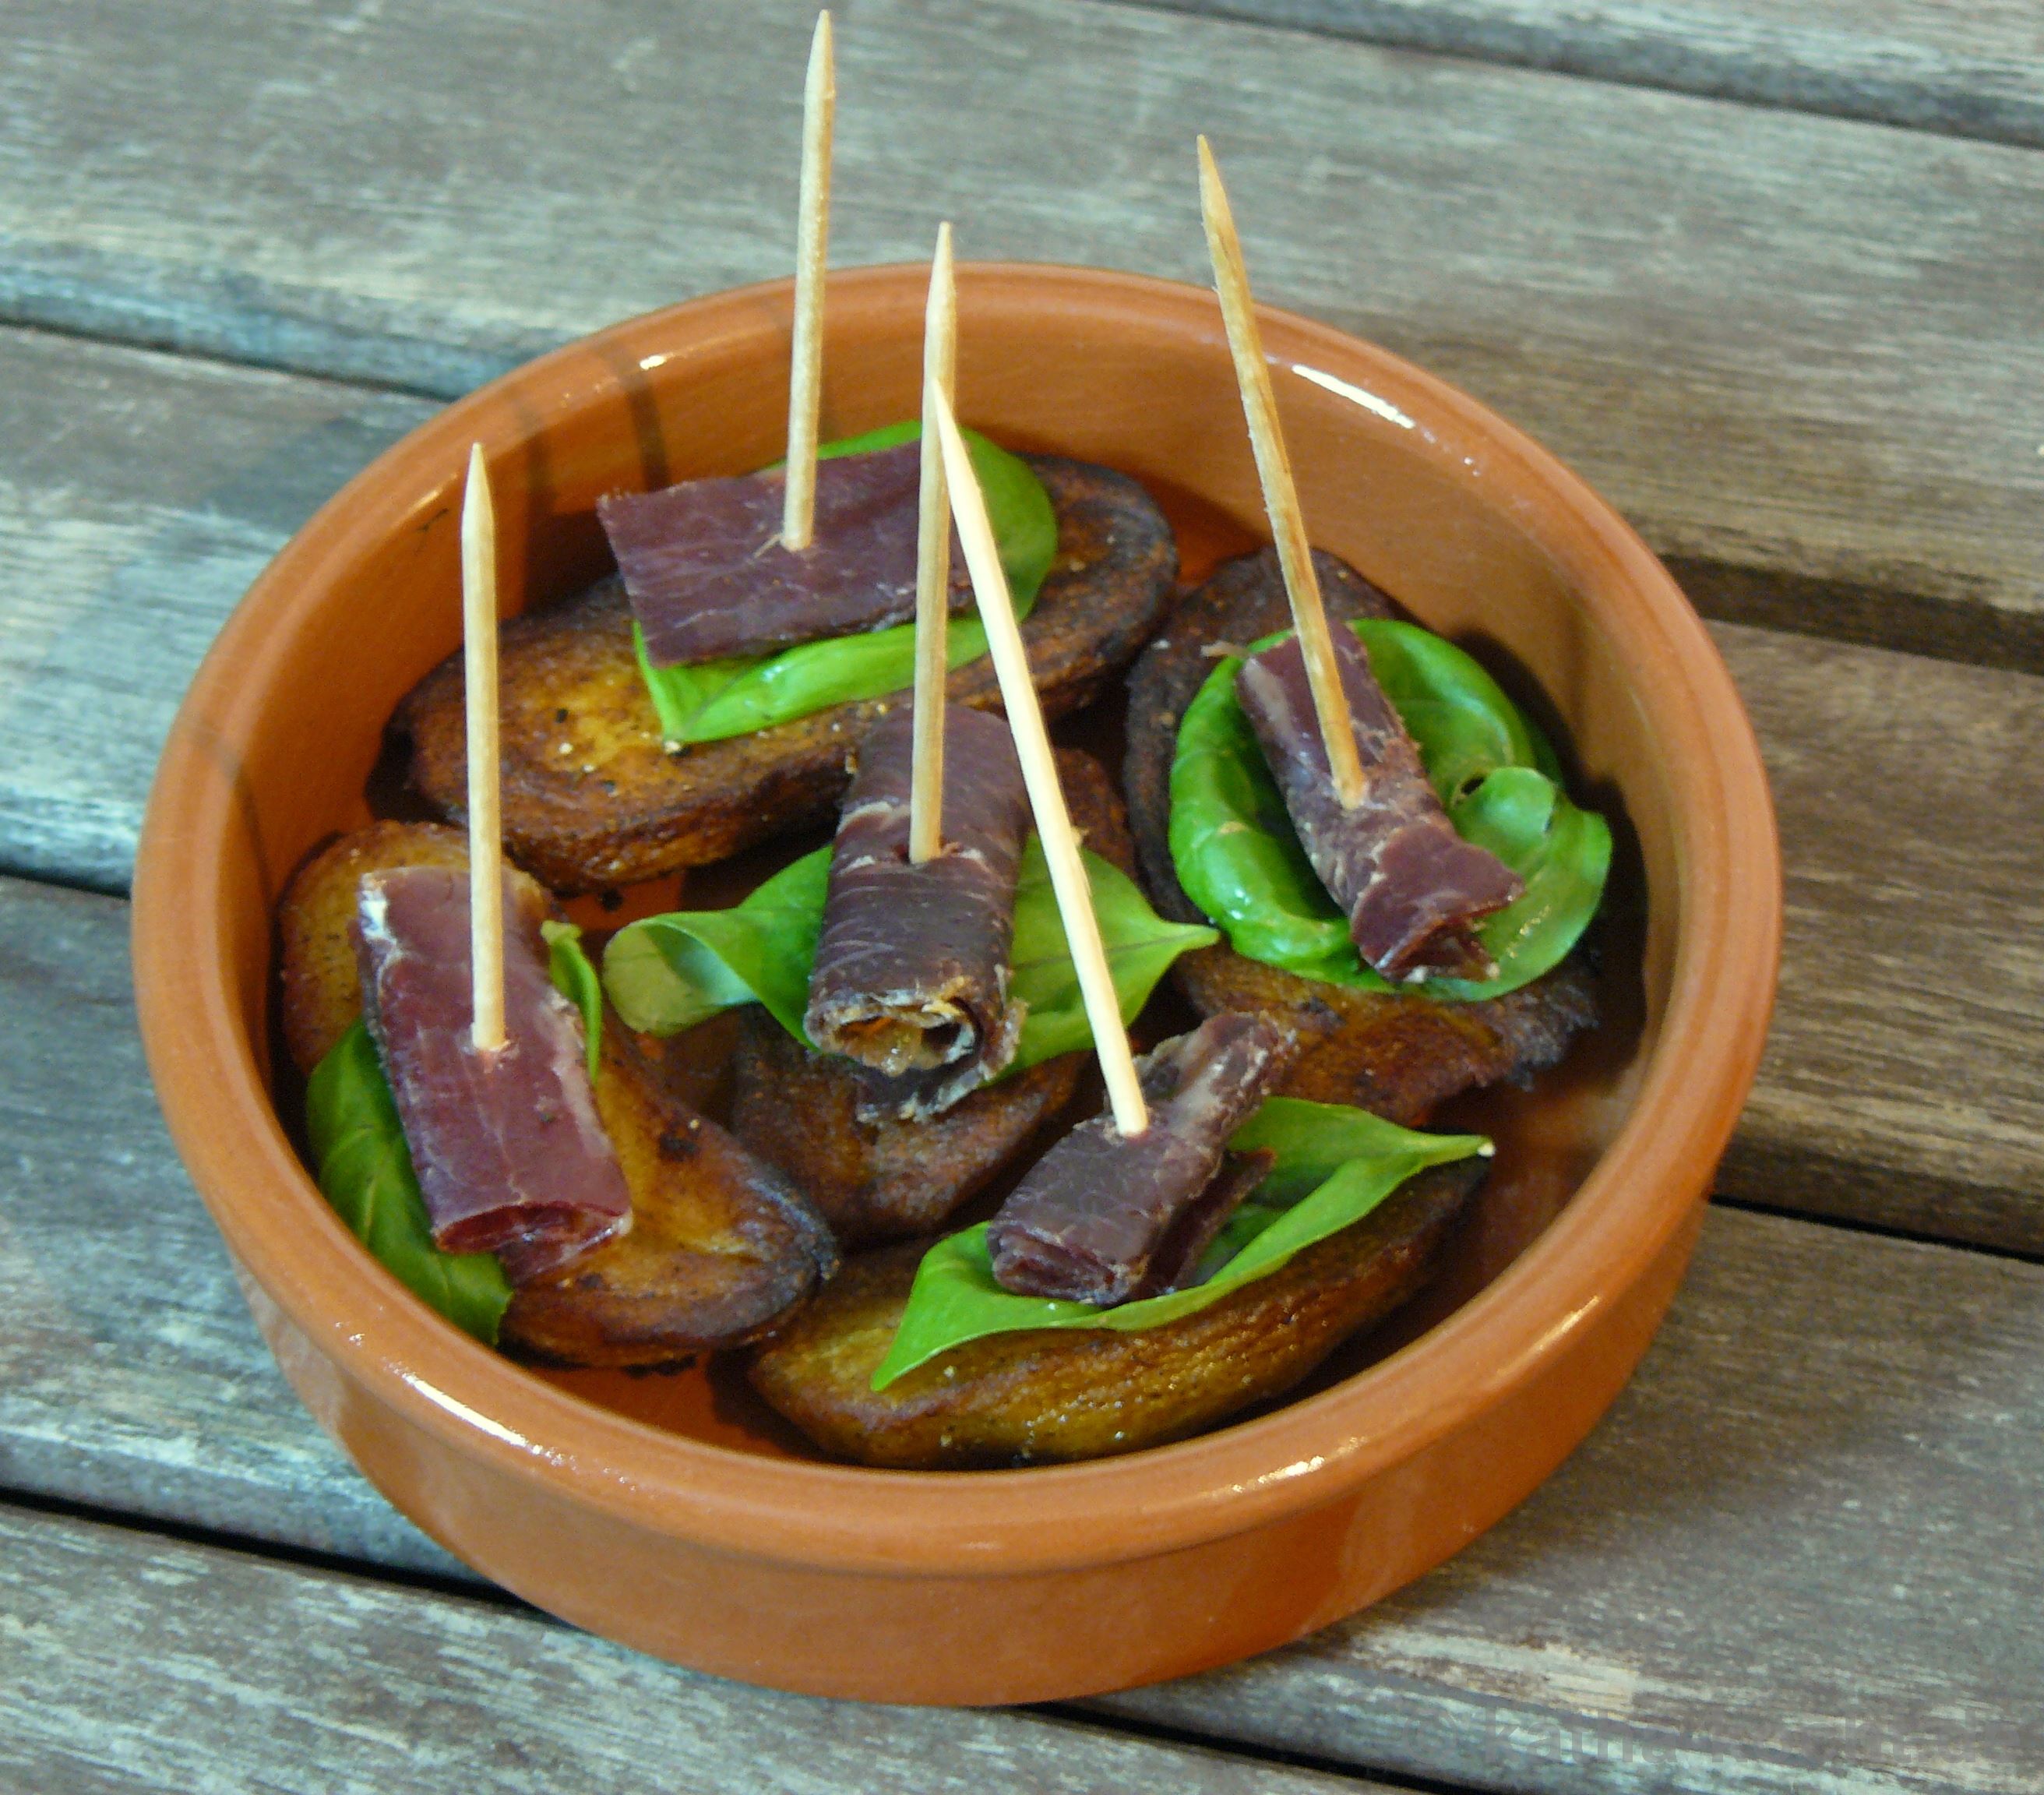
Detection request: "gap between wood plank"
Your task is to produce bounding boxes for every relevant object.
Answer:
[0,1487,1431,1795]
[1101,0,2044,152]
[7,298,2014,681]
[1711,1190,2044,1270]
[0,316,2037,1252]
[4,855,2039,1789]
[2,1502,1425,1795]
[0,0,2039,671]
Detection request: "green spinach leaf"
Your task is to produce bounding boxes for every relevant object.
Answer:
[602,836,1215,1071]
[633,423,1058,746]
[540,919,604,1080]
[304,1022,513,1345]
[870,1097,1489,1388]
[1169,618,1610,1000]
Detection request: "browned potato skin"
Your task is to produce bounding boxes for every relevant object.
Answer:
[280,820,473,1074]
[727,749,1137,1247]
[400,457,1176,892]
[504,1028,837,1367]
[749,1159,1482,1469]
[1122,547,1597,1126]
[731,1014,1082,1250]
[277,822,837,1367]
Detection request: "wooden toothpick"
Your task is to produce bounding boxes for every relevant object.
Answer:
[929,383,1150,1138]
[1198,134,1366,809]
[781,9,836,552]
[908,220,957,866]
[460,442,506,1056]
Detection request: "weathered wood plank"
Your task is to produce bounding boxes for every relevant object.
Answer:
[0,330,430,890]
[2,327,2037,1244]
[1712,619,2044,1253]
[8,873,2044,1792]
[1103,1201,2044,1794]
[0,0,2040,665]
[0,1506,1369,1795]
[1121,0,2044,149]
[0,876,458,1574]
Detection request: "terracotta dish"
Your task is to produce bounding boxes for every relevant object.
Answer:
[134,265,1778,1704]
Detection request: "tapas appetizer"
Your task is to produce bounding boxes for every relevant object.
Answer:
[281,455,834,1367]
[395,23,1174,892]
[745,383,1496,1466]
[1118,143,1606,1122]
[603,235,1214,1247]
[273,63,1614,1476]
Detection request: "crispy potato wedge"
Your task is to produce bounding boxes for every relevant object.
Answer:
[401,456,1175,891]
[278,822,837,1366]
[749,1158,1482,1469]
[727,749,1138,1247]
[1122,547,1597,1125]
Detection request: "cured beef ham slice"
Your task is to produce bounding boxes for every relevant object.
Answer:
[805,705,1031,1123]
[987,1013,1294,1306]
[355,864,632,1283]
[1236,626,1522,982]
[599,441,969,666]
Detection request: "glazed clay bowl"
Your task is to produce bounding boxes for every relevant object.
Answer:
[134,263,1778,1705]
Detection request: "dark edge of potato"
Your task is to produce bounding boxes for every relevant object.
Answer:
[1122,547,1598,1125]
[278,820,837,1368]
[748,1156,1485,1469]
[726,749,1136,1249]
[731,1017,1084,1251]
[400,456,1177,892]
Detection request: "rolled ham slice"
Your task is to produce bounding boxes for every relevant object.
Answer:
[987,1013,1293,1306]
[804,705,1031,1123]
[598,440,969,666]
[1236,626,1522,982]
[355,864,631,1283]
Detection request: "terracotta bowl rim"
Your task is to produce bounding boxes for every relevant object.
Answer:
[135,260,1781,1578]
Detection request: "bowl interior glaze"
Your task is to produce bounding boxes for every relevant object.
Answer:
[136,263,1775,1584]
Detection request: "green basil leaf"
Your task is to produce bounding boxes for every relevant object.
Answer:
[540,920,604,1081]
[602,837,1215,1074]
[1169,618,1611,1001]
[304,1022,513,1345]
[634,424,1057,746]
[604,848,830,1041]
[869,1097,1489,1388]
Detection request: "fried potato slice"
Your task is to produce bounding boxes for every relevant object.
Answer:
[749,1158,1482,1469]
[731,1014,1081,1251]
[727,749,1139,1248]
[1122,547,1597,1125]
[401,456,1175,891]
[278,821,837,1367]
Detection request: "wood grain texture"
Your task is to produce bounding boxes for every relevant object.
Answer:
[3,330,2042,1246]
[843,0,2044,671]
[0,0,2039,665]
[7,873,2044,1791]
[0,1508,1370,1795]
[0,327,428,890]
[0,876,458,1575]
[6,323,2043,1246]
[1122,0,2044,149]
[1101,1204,2044,1794]
[1714,620,2044,1252]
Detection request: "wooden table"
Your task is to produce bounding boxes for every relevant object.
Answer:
[5,2,2040,1788]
